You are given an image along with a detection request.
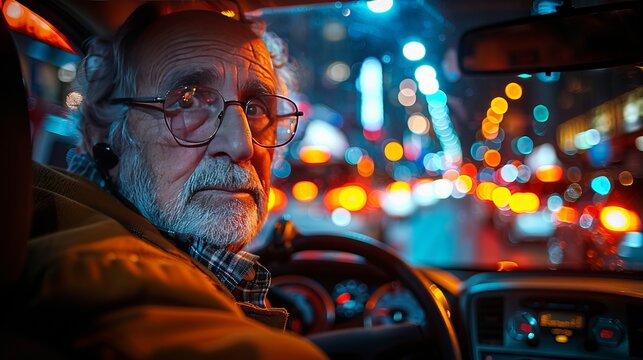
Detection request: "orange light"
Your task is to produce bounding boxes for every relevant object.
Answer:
[324,187,342,210]
[492,187,511,208]
[486,108,503,123]
[490,97,509,114]
[3,0,75,53]
[384,141,404,161]
[482,118,500,135]
[367,190,382,208]
[600,206,641,232]
[475,182,498,201]
[300,145,331,164]
[357,156,375,177]
[509,192,540,213]
[338,185,368,211]
[505,82,523,100]
[220,10,236,18]
[497,261,518,271]
[556,206,579,224]
[535,165,563,182]
[483,149,501,167]
[267,187,287,213]
[292,181,318,203]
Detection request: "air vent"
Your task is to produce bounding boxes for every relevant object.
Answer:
[476,297,504,345]
[628,304,643,358]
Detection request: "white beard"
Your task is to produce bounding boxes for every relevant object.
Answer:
[116,145,267,250]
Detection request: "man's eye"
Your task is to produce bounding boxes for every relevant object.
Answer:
[179,92,194,108]
[246,103,268,117]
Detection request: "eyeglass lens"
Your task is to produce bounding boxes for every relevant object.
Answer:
[163,86,298,147]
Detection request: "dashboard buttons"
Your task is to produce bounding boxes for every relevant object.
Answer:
[508,311,538,345]
[592,318,624,347]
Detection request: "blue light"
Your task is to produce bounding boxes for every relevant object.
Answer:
[547,194,563,212]
[588,140,612,167]
[345,147,364,165]
[517,73,532,79]
[426,90,447,108]
[358,57,384,131]
[516,136,534,154]
[536,72,560,82]
[403,41,426,61]
[533,105,549,122]
[272,159,291,178]
[591,176,611,195]
[367,0,393,13]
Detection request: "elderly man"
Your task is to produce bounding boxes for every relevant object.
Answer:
[14,3,327,359]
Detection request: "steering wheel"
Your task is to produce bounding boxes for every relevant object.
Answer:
[256,218,462,360]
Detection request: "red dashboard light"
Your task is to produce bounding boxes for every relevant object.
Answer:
[335,292,351,305]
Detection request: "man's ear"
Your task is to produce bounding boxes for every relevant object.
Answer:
[82,122,120,178]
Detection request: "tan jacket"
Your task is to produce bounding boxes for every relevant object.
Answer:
[7,162,327,359]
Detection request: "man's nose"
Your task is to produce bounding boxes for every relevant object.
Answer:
[206,103,254,162]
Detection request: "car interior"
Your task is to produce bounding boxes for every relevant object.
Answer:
[2,0,642,359]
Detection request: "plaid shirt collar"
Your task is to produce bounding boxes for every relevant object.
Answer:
[188,238,271,308]
[67,150,271,308]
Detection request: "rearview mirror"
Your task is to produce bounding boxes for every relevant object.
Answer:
[458,2,643,74]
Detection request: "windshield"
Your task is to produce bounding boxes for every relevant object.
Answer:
[252,1,643,272]
[14,0,642,273]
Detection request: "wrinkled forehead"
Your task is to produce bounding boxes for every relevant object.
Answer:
[130,11,275,90]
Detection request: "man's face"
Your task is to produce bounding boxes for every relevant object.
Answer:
[116,11,276,251]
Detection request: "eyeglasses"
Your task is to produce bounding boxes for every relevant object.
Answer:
[111,85,302,148]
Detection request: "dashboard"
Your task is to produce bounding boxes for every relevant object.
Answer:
[265,252,643,360]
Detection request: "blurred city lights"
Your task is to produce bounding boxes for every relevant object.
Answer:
[533,104,550,122]
[418,78,440,95]
[590,176,611,195]
[367,0,394,13]
[486,108,503,123]
[574,129,600,150]
[358,57,384,131]
[384,141,404,161]
[414,65,437,82]
[455,175,473,193]
[300,145,331,164]
[500,164,518,182]
[398,88,417,106]
[516,164,531,183]
[509,192,540,213]
[504,82,523,100]
[490,97,509,114]
[272,159,292,178]
[433,179,454,199]
[564,183,583,202]
[556,206,579,224]
[326,61,351,83]
[492,187,511,208]
[476,182,498,201]
[483,149,501,167]
[331,207,352,226]
[292,181,319,203]
[567,166,582,182]
[381,182,415,217]
[408,113,430,135]
[600,206,641,232]
[547,194,563,212]
[636,136,643,151]
[526,143,559,170]
[460,163,478,178]
[402,41,426,61]
[357,156,375,177]
[338,185,368,211]
[412,180,439,206]
[535,165,563,182]
[399,78,417,92]
[345,147,364,165]
[619,171,634,186]
[267,187,287,213]
[322,21,346,42]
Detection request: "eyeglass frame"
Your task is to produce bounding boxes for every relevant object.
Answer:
[110,85,302,148]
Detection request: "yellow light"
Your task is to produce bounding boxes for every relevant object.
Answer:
[490,97,509,114]
[220,10,236,18]
[556,206,579,224]
[492,187,511,208]
[486,108,503,123]
[338,185,368,211]
[505,82,523,100]
[357,156,375,177]
[384,141,404,161]
[292,181,318,203]
[300,145,331,164]
[483,149,501,167]
[555,335,569,344]
[267,187,287,213]
[600,206,641,232]
[536,165,563,182]
[455,175,473,193]
[3,0,75,53]
[387,181,411,193]
[475,182,498,201]
[509,192,540,213]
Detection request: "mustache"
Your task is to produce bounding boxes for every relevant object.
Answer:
[182,157,265,202]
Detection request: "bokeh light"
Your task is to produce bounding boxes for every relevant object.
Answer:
[292,181,319,203]
[402,41,426,61]
[492,187,511,208]
[357,156,375,177]
[483,149,501,167]
[490,97,509,114]
[326,61,351,82]
[384,141,404,161]
[504,82,522,100]
[600,206,641,232]
[535,165,562,182]
[533,104,550,122]
[331,207,352,226]
[338,185,368,211]
[408,113,430,135]
[367,0,394,13]
[510,192,540,213]
[590,176,611,195]
[619,171,633,186]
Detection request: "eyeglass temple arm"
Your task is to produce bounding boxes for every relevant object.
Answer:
[277,111,304,118]
[110,97,164,110]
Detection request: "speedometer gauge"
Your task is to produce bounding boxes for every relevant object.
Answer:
[364,281,425,327]
[331,279,369,318]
